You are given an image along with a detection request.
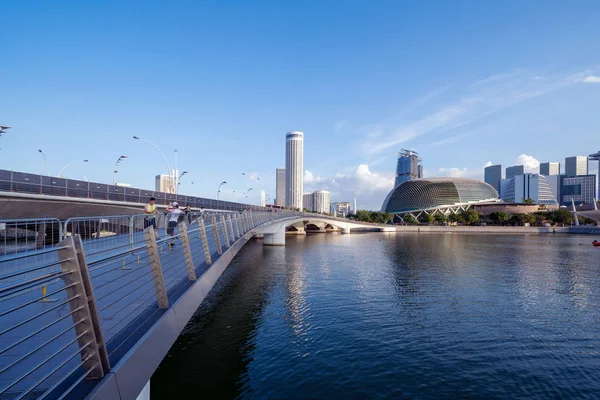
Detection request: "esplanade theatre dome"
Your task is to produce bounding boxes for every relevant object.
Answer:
[381,178,499,214]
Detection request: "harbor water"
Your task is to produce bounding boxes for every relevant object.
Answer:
[152,233,600,399]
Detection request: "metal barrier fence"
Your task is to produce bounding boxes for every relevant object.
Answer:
[0,169,264,212]
[0,209,303,399]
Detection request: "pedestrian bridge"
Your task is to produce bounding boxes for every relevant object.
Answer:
[0,210,390,399]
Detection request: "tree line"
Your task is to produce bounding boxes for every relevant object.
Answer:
[399,208,592,227]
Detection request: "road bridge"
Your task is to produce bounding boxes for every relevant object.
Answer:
[0,210,388,399]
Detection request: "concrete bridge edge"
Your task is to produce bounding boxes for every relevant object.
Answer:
[86,229,256,400]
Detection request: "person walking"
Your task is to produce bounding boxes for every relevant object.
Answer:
[166,202,183,248]
[184,203,192,224]
[144,197,159,239]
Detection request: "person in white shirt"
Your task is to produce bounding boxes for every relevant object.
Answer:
[166,202,183,247]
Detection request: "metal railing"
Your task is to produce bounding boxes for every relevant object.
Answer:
[0,169,264,212]
[0,209,306,399]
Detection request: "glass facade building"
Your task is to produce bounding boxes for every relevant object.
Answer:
[540,162,560,176]
[505,165,524,180]
[484,164,502,194]
[394,149,421,187]
[560,175,596,206]
[501,174,557,205]
[381,178,499,214]
[565,156,588,177]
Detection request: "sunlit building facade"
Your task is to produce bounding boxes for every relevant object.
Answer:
[286,131,304,209]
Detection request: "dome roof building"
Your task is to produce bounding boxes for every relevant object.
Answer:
[381,178,499,215]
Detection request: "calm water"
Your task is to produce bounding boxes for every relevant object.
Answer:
[152,233,600,399]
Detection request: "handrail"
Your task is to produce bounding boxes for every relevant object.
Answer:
[0,209,369,399]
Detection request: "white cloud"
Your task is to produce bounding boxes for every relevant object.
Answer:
[515,154,540,173]
[362,68,592,155]
[484,161,493,167]
[582,75,600,84]
[304,170,322,185]
[248,172,257,181]
[303,164,395,210]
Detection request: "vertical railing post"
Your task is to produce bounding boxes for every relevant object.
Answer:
[129,216,134,249]
[144,226,169,309]
[198,216,212,265]
[178,222,196,281]
[221,215,231,247]
[57,235,109,379]
[35,222,46,250]
[227,215,236,241]
[211,216,223,255]
[233,215,240,238]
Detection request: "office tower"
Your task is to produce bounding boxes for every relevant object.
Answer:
[395,149,421,187]
[155,174,174,193]
[260,190,266,207]
[589,151,600,199]
[565,156,588,176]
[286,131,304,209]
[303,193,314,212]
[353,198,357,213]
[505,165,524,180]
[418,165,423,179]
[275,168,286,206]
[540,162,560,176]
[314,190,331,214]
[500,174,557,205]
[484,164,502,194]
[560,175,596,206]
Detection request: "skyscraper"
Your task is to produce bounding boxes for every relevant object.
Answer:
[303,192,314,212]
[275,168,286,206]
[314,190,331,214]
[395,149,421,187]
[540,162,560,176]
[506,165,524,180]
[286,131,304,209]
[484,164,502,194]
[565,156,588,176]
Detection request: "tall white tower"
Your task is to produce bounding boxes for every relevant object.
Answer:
[285,131,304,210]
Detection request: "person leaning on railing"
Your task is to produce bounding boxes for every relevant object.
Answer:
[144,197,159,239]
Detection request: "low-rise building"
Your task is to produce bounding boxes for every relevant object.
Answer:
[331,201,352,217]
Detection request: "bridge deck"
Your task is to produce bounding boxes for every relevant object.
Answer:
[0,211,377,399]
[0,218,228,398]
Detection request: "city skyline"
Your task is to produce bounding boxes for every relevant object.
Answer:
[1,2,600,210]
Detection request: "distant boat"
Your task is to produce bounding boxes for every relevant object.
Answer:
[593,240,600,247]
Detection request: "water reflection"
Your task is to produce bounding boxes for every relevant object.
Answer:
[153,233,600,399]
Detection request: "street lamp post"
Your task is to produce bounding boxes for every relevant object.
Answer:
[113,155,128,185]
[217,181,227,200]
[58,160,88,178]
[133,136,173,193]
[38,150,48,176]
[0,126,11,151]
[176,171,188,194]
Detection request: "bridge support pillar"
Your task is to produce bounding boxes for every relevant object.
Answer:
[341,227,351,234]
[264,230,285,246]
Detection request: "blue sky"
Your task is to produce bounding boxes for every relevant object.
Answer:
[1,1,599,209]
